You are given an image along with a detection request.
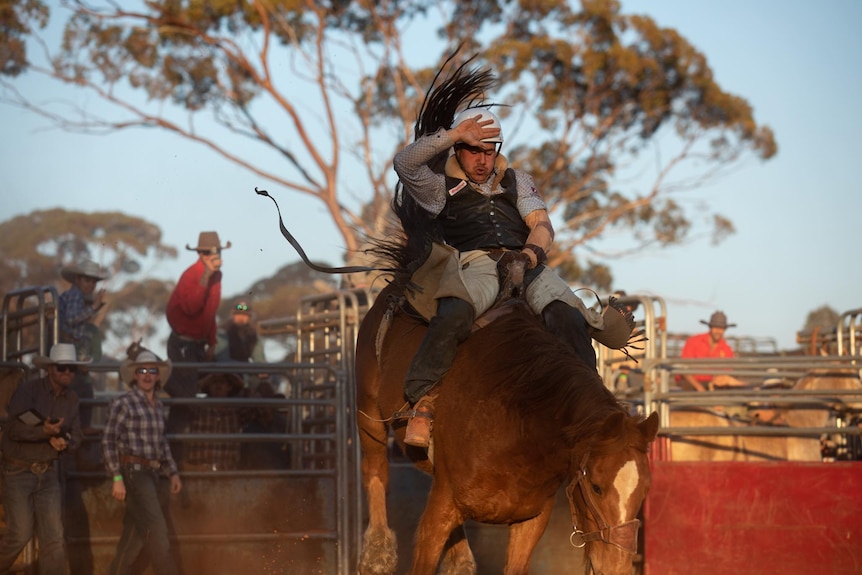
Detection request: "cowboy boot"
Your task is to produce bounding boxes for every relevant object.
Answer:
[404,394,436,448]
[401,298,473,448]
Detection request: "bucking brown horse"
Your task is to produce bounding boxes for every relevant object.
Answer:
[355,282,659,575]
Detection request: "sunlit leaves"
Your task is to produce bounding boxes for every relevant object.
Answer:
[0,0,49,76]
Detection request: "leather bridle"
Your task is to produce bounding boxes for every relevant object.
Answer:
[565,453,640,555]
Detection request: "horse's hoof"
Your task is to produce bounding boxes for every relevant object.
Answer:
[439,546,477,575]
[359,527,398,575]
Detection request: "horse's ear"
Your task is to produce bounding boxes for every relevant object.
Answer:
[638,412,660,443]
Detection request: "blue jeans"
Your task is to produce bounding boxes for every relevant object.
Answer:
[0,462,66,575]
[107,467,177,575]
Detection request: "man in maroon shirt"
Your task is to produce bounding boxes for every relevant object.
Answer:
[164,231,231,461]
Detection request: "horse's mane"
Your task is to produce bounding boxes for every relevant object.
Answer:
[462,304,635,450]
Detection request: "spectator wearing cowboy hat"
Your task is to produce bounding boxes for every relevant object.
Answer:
[679,311,747,391]
[184,373,245,472]
[58,258,109,362]
[164,231,231,461]
[0,343,84,575]
[102,342,181,575]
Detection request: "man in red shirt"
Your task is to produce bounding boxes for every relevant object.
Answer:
[680,311,746,391]
[164,231,230,461]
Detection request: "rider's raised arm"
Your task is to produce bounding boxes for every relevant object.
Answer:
[393,128,454,216]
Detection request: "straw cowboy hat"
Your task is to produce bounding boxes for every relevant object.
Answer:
[119,347,172,386]
[60,259,109,283]
[700,311,737,329]
[186,231,232,253]
[32,343,91,368]
[199,372,244,396]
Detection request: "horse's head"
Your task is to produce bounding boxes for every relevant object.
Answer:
[569,411,659,575]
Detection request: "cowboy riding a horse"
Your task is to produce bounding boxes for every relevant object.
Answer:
[353,57,658,575]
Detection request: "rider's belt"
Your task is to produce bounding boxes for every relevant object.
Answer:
[121,454,161,470]
[3,455,53,474]
[171,332,207,344]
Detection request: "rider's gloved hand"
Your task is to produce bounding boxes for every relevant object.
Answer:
[496,250,533,275]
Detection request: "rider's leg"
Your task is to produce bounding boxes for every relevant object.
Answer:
[524,266,600,371]
[540,300,597,370]
[404,296,475,447]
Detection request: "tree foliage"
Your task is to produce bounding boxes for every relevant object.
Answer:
[1,0,776,290]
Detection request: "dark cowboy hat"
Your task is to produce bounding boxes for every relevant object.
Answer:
[186,231,232,253]
[32,343,91,368]
[700,311,737,329]
[60,259,109,283]
[119,347,172,386]
[199,372,244,396]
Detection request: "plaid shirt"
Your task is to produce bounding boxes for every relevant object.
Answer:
[59,285,96,344]
[186,406,241,470]
[102,388,178,476]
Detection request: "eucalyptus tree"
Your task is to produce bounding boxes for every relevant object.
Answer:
[1,0,775,288]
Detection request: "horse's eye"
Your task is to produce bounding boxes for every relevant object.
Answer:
[591,483,602,495]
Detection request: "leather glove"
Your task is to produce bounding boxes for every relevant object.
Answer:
[496,250,533,275]
[496,250,533,295]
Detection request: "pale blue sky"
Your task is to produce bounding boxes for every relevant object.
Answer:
[1,1,860,350]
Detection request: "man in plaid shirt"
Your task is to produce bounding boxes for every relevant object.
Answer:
[102,344,181,575]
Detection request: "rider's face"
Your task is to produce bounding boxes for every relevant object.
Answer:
[455,143,498,184]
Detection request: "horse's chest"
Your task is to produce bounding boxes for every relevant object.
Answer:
[456,480,557,522]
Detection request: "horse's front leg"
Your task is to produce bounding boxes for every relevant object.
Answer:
[503,497,555,575]
[410,483,463,575]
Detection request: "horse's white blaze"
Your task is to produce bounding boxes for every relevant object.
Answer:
[613,460,639,521]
